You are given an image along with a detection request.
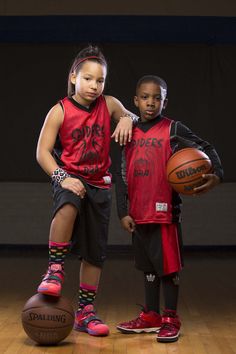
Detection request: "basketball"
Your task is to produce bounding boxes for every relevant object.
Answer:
[21,293,75,345]
[167,147,212,195]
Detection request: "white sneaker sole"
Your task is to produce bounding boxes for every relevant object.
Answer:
[117,326,161,334]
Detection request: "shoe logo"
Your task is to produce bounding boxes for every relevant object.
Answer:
[146,273,155,282]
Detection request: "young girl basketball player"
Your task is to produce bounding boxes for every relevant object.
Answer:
[115,75,223,342]
[36,45,138,337]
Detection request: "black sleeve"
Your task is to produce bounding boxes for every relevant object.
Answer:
[115,146,129,219]
[170,121,224,181]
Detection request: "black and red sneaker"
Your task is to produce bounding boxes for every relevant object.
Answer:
[117,306,162,334]
[157,309,181,342]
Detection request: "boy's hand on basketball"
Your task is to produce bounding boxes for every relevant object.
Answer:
[193,174,220,195]
[61,177,86,198]
[121,216,136,233]
[111,116,133,146]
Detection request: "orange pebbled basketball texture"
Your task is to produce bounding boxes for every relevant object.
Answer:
[167,148,212,195]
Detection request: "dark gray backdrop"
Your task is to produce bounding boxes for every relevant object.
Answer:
[1,42,235,181]
[0,15,235,246]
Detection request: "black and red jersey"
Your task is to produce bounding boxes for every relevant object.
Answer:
[116,115,224,220]
[53,96,112,188]
[124,117,174,223]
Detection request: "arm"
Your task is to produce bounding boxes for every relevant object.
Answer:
[115,146,135,232]
[170,121,223,194]
[36,103,86,197]
[36,104,63,176]
[105,95,139,146]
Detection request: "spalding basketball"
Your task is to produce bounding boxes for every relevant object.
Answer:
[167,148,212,195]
[22,294,75,345]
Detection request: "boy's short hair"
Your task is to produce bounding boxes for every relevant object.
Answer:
[136,75,168,95]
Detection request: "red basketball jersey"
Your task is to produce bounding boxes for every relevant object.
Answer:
[55,96,111,188]
[125,117,173,223]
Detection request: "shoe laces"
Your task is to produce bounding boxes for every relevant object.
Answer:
[83,308,95,317]
[161,323,175,331]
[43,265,64,283]
[126,316,144,326]
[125,305,147,326]
[136,303,148,313]
[162,309,176,318]
[80,306,102,325]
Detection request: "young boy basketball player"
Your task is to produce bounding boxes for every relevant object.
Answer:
[115,75,223,342]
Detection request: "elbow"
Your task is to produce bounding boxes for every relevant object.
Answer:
[36,146,42,165]
[36,146,47,167]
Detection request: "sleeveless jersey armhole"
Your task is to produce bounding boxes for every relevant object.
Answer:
[103,95,113,119]
[59,101,64,112]
[58,100,65,130]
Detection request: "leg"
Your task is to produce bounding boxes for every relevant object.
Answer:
[116,271,162,334]
[77,260,101,311]
[80,260,101,286]
[162,272,179,311]
[144,271,161,313]
[73,186,111,336]
[49,203,78,243]
[157,273,181,343]
[38,204,78,296]
[74,260,109,336]
[117,225,164,334]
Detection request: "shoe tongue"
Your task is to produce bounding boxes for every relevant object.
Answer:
[137,304,147,312]
[50,264,62,272]
[163,310,176,317]
[84,304,94,312]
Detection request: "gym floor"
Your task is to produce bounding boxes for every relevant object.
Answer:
[0,249,235,354]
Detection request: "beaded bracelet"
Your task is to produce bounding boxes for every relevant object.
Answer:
[51,167,70,184]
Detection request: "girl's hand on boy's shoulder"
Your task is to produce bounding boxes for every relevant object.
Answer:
[121,215,136,233]
[193,174,221,196]
[61,177,86,198]
[105,95,133,145]
[111,115,133,146]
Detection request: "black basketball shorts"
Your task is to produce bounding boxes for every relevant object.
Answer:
[52,180,112,268]
[132,223,183,276]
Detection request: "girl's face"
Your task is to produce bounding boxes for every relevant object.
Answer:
[134,82,168,122]
[71,61,107,106]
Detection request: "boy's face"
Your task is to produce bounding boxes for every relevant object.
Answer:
[134,82,168,122]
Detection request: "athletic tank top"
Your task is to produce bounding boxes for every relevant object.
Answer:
[54,96,112,188]
[125,117,173,223]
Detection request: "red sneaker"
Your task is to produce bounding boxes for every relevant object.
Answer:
[157,309,181,342]
[74,304,109,336]
[37,264,64,297]
[117,306,162,334]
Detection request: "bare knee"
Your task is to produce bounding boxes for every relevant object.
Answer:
[54,203,78,223]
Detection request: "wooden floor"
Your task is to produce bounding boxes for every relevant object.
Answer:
[0,249,235,354]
